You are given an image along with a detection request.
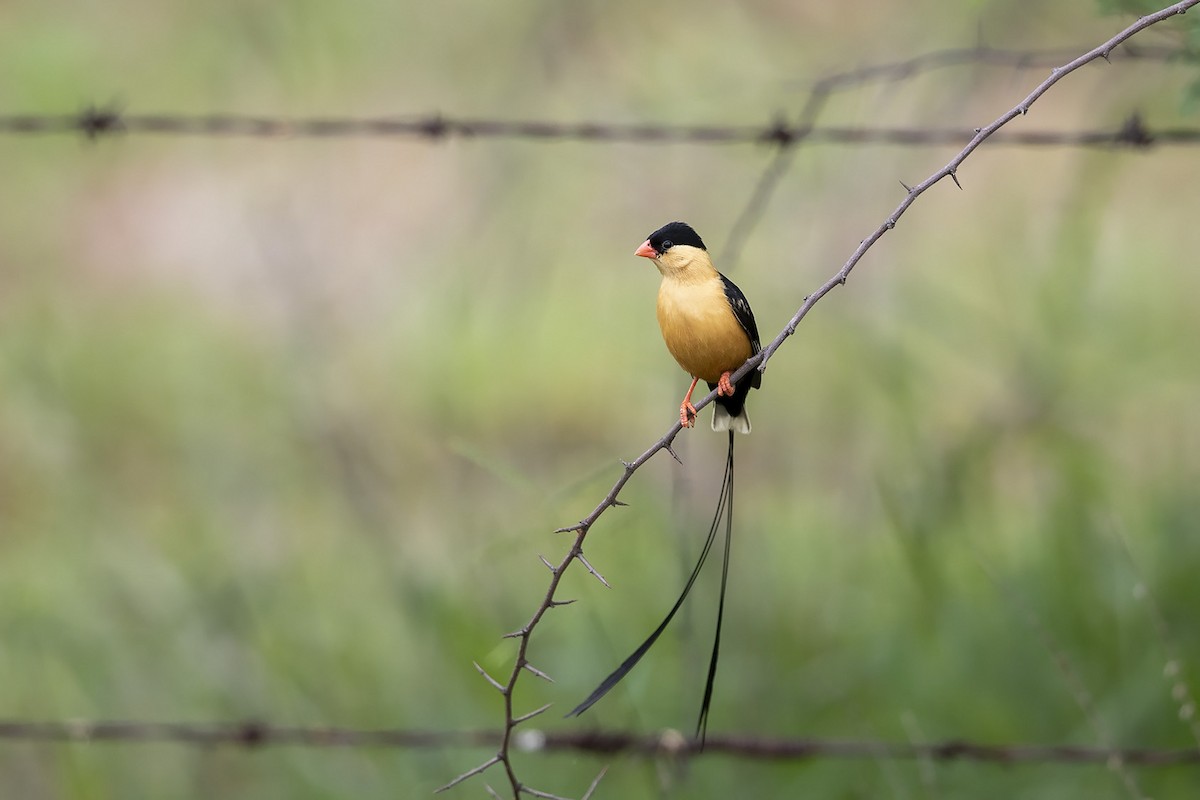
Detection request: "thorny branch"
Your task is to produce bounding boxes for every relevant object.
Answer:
[449,2,1200,797]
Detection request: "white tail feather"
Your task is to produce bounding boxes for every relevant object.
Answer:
[711,405,751,434]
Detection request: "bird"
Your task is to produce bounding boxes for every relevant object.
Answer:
[567,221,762,744]
[639,221,762,433]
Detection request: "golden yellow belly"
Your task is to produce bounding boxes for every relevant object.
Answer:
[656,278,752,384]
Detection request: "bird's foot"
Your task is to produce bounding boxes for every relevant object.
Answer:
[680,401,697,428]
[717,371,735,397]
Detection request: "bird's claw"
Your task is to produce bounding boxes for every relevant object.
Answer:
[680,402,697,428]
[717,371,735,397]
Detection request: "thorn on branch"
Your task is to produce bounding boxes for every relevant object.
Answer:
[523,662,555,683]
[548,598,577,607]
[575,551,611,588]
[665,443,683,464]
[554,523,585,534]
[474,662,507,693]
[512,703,554,725]
[538,555,558,573]
[520,784,573,800]
[610,499,629,507]
[949,169,963,190]
[502,627,528,639]
[899,179,913,193]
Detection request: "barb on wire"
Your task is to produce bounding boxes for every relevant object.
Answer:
[447,2,1200,797]
[3,719,1199,768]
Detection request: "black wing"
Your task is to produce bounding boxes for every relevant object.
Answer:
[718,273,760,354]
[719,272,762,391]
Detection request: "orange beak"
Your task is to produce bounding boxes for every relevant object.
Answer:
[634,240,657,259]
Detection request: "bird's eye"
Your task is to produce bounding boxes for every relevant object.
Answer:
[660,240,673,250]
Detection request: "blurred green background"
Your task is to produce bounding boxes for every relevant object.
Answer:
[2,0,1199,797]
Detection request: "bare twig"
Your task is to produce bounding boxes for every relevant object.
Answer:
[460,2,1200,797]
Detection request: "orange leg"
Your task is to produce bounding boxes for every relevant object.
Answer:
[717,371,735,397]
[679,376,700,428]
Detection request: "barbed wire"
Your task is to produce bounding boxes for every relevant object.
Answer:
[2,719,1197,768]
[0,108,1196,148]
[0,43,1193,145]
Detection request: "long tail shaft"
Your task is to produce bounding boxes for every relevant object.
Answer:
[696,430,735,744]
[567,432,738,747]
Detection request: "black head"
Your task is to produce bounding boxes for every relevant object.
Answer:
[646,221,706,256]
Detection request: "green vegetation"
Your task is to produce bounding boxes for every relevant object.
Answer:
[1,1,1198,797]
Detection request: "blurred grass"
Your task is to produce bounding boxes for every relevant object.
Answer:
[2,0,1200,797]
